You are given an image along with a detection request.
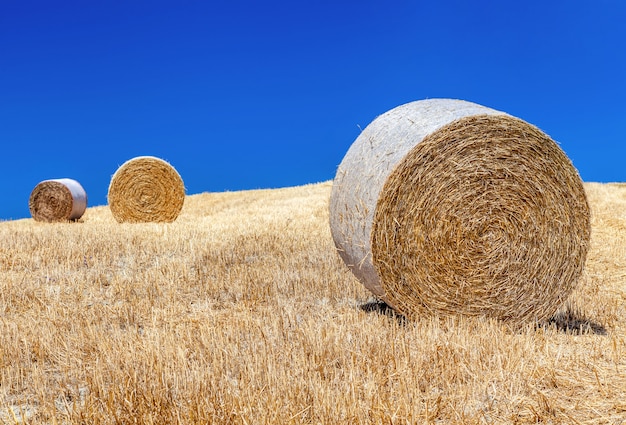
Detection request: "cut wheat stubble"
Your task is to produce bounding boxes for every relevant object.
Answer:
[330,98,591,324]
[29,178,87,222]
[107,156,185,223]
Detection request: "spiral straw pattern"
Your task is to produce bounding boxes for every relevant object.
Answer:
[108,156,185,223]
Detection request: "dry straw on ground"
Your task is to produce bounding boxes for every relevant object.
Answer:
[0,182,625,424]
[107,156,185,223]
[28,178,87,222]
[330,99,591,324]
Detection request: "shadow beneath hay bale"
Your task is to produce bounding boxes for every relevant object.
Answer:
[360,300,607,335]
[359,299,407,324]
[542,309,607,336]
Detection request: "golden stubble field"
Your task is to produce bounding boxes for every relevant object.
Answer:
[1,181,625,424]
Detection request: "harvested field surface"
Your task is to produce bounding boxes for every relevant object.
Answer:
[1,181,625,424]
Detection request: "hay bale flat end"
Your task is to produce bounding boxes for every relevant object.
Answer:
[108,156,185,223]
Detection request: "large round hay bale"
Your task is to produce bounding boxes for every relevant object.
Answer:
[107,156,185,223]
[330,99,591,324]
[29,178,87,222]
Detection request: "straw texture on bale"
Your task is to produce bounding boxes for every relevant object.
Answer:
[330,99,591,324]
[29,178,87,222]
[108,156,185,223]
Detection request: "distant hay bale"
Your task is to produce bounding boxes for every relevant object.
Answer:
[107,156,185,223]
[330,99,591,324]
[29,178,87,222]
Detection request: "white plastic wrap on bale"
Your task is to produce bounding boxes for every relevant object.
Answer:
[57,178,88,220]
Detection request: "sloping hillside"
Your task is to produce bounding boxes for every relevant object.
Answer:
[1,181,625,424]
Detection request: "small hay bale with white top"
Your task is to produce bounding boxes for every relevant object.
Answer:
[29,178,87,222]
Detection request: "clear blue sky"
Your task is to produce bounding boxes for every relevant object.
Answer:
[1,1,625,220]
